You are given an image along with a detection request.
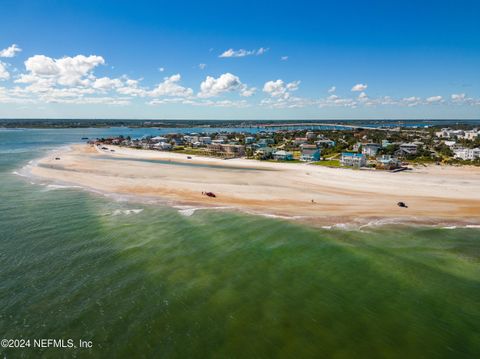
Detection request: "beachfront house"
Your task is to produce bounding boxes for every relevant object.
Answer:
[300,144,321,162]
[255,147,274,160]
[183,135,199,144]
[453,147,480,160]
[206,144,246,158]
[362,143,381,157]
[273,150,294,161]
[341,152,366,167]
[376,155,400,170]
[150,136,168,143]
[153,142,172,151]
[398,143,418,156]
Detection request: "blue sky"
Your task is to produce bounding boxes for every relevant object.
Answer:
[0,0,479,119]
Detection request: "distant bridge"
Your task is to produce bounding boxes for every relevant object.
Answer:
[254,122,407,132]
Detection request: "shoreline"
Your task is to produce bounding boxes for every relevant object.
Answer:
[24,144,480,227]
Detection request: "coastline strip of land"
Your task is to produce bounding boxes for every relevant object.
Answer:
[29,144,480,225]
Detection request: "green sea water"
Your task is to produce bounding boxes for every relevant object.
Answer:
[0,128,479,358]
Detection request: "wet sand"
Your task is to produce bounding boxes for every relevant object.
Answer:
[29,144,480,225]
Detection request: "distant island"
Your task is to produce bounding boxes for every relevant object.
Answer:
[1,118,479,129]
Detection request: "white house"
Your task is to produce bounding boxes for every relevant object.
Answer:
[316,139,336,148]
[460,130,480,141]
[199,136,212,144]
[150,136,168,143]
[454,148,480,160]
[273,150,294,161]
[255,147,274,159]
[341,152,366,167]
[153,142,172,150]
[435,128,465,139]
[362,143,381,157]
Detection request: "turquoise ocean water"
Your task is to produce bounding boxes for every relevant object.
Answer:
[0,127,479,358]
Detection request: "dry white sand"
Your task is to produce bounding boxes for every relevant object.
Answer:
[29,144,480,225]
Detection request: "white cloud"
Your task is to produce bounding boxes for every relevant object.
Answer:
[0,62,9,80]
[198,63,207,70]
[426,95,443,103]
[116,78,147,97]
[92,77,123,90]
[256,47,269,55]
[0,44,22,58]
[158,67,165,72]
[351,83,368,92]
[402,96,421,107]
[451,93,466,102]
[198,72,252,98]
[219,47,268,58]
[358,92,368,100]
[150,74,193,97]
[281,56,288,61]
[263,79,300,99]
[240,87,256,97]
[17,54,105,87]
[149,98,249,108]
[328,86,336,93]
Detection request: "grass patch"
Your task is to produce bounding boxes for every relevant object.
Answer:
[312,160,341,167]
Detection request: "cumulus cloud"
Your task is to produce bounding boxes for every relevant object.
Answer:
[402,96,422,107]
[198,72,253,98]
[358,92,368,100]
[263,79,300,99]
[0,44,22,58]
[426,95,443,103]
[92,77,123,91]
[0,62,9,80]
[451,93,466,102]
[149,98,249,108]
[16,54,105,87]
[351,83,368,92]
[116,78,147,97]
[328,86,336,93]
[219,47,268,58]
[150,74,193,97]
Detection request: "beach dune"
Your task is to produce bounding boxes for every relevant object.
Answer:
[30,144,480,225]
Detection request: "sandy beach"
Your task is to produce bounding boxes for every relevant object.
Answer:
[29,144,480,225]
